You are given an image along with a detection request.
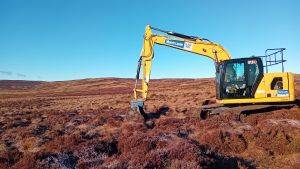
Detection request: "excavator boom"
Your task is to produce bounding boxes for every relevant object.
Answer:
[132,25,231,104]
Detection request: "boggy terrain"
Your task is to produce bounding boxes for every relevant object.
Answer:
[0,76,299,169]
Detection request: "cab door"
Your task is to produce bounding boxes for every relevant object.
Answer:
[221,60,247,99]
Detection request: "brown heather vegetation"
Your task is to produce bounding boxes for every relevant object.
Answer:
[0,75,299,168]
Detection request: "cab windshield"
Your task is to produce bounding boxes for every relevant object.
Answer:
[224,62,245,83]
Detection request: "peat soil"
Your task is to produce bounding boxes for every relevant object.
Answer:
[0,76,299,169]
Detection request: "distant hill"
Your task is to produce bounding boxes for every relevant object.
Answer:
[0,78,134,91]
[0,74,298,96]
[0,80,45,90]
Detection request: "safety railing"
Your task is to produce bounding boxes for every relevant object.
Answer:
[258,48,286,73]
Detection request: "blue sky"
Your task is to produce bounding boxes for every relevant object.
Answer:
[0,0,299,81]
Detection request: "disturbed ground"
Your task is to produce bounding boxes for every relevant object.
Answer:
[0,76,299,169]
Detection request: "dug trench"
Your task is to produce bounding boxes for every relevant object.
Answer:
[0,77,299,168]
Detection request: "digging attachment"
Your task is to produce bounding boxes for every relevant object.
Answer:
[130,99,148,120]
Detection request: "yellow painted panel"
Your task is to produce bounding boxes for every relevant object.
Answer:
[220,72,295,104]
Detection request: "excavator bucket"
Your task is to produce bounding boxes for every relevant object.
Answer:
[130,99,148,120]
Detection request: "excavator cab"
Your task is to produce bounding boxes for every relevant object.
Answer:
[216,57,263,99]
[216,48,295,105]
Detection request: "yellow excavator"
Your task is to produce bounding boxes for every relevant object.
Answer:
[131,25,296,120]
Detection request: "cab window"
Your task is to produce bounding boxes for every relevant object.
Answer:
[224,62,245,83]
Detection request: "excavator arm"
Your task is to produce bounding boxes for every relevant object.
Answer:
[131,25,231,114]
